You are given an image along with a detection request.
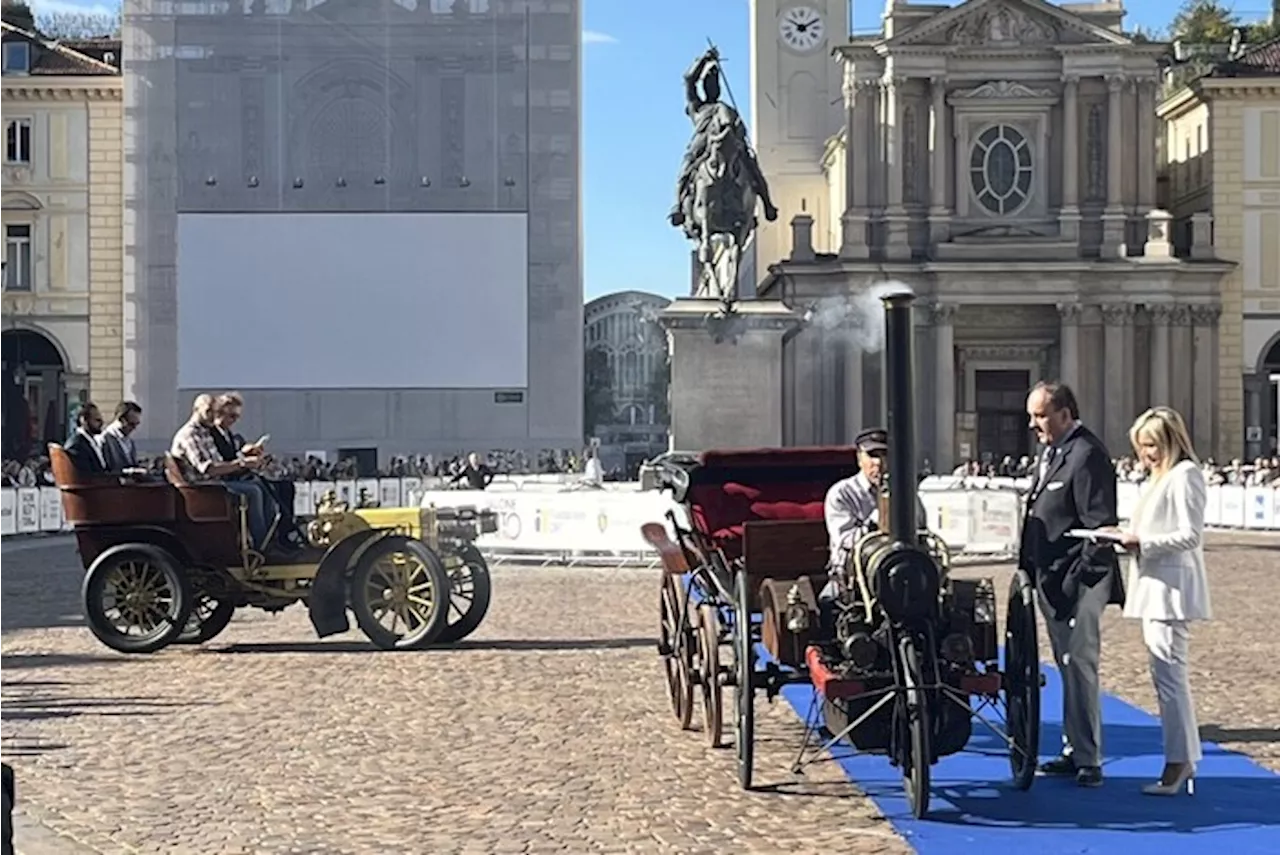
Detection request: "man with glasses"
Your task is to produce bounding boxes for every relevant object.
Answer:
[211,392,303,552]
[101,401,143,472]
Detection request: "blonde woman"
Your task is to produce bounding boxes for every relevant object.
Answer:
[1112,407,1212,796]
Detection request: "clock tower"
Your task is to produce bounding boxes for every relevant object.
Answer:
[749,0,848,273]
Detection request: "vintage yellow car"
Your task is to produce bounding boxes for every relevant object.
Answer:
[49,447,496,654]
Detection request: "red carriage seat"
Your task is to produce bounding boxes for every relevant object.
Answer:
[685,446,860,560]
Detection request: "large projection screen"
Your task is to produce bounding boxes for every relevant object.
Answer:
[176,213,529,389]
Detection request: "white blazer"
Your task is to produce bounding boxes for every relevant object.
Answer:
[1122,458,1213,622]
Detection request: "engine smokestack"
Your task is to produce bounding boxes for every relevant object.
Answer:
[881,289,918,544]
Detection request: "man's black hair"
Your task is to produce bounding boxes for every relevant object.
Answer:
[1032,380,1080,420]
[114,400,142,420]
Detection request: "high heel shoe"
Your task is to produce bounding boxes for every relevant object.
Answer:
[1142,764,1196,796]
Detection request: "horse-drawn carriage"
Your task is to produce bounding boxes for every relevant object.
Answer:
[642,290,1042,818]
[48,447,496,654]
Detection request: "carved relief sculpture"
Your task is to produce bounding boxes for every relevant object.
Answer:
[951,80,1057,100]
[1086,104,1104,201]
[948,4,1057,46]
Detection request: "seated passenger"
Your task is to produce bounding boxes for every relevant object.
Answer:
[100,401,153,479]
[63,403,109,475]
[170,394,277,554]
[210,392,303,552]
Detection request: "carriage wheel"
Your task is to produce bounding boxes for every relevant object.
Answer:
[899,633,932,819]
[659,575,694,729]
[1005,569,1041,790]
[697,603,724,748]
[81,544,192,655]
[174,592,236,645]
[350,536,451,650]
[733,567,755,790]
[434,545,493,644]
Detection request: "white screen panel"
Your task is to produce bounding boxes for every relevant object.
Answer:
[177,212,528,389]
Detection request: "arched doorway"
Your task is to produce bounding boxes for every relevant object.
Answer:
[2,328,68,460]
[1263,338,1280,457]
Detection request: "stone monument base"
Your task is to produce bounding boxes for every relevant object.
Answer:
[659,298,803,452]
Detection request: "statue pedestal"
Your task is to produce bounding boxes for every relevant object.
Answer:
[660,298,802,451]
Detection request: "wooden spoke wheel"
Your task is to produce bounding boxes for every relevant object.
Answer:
[174,592,236,645]
[659,574,694,729]
[350,537,451,651]
[897,633,932,819]
[697,603,724,748]
[435,544,493,644]
[81,544,192,655]
[733,567,755,790]
[1005,569,1042,791]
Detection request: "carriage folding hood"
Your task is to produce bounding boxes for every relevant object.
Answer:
[881,289,920,543]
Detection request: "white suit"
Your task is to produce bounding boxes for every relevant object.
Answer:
[1123,458,1212,764]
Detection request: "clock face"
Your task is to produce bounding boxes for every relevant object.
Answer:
[779,5,825,52]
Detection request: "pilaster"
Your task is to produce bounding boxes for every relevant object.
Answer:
[1169,305,1195,420]
[840,74,875,260]
[1190,304,1221,456]
[1101,302,1136,452]
[883,75,911,261]
[927,75,951,249]
[1147,304,1173,407]
[1100,73,1127,259]
[931,301,957,472]
[1056,302,1082,392]
[1059,74,1081,247]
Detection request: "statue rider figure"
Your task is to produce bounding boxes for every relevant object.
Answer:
[668,47,778,237]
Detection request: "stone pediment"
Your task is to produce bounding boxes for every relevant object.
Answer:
[888,0,1132,48]
[950,80,1057,99]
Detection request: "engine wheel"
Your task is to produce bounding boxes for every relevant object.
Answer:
[899,633,932,819]
[81,544,192,654]
[697,603,724,748]
[174,593,236,645]
[434,545,493,644]
[658,574,694,729]
[350,537,451,651]
[1005,569,1041,790]
[733,566,755,790]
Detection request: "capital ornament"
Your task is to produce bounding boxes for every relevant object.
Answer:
[1099,302,1136,325]
[1190,304,1222,325]
[1168,304,1193,326]
[930,302,959,324]
[1056,302,1084,324]
[1146,303,1176,324]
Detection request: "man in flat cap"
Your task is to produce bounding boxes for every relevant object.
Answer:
[823,427,928,574]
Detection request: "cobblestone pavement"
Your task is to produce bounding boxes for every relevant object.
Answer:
[2,532,1277,855]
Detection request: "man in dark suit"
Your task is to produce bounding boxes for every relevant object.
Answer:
[63,402,108,475]
[1019,381,1124,787]
[101,401,142,472]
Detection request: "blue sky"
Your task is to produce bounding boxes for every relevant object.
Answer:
[34,0,1279,300]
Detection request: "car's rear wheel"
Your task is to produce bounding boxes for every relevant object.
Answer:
[82,544,192,654]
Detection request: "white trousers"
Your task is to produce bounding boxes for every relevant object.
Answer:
[1141,618,1202,764]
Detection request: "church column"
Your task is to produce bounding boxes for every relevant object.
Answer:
[1148,304,1173,406]
[884,75,911,260]
[1101,73,1128,258]
[1059,74,1081,246]
[1137,76,1157,217]
[1169,305,1194,419]
[1102,303,1136,452]
[1244,374,1263,458]
[928,75,950,248]
[1191,304,1220,454]
[932,302,956,472]
[844,338,863,440]
[840,73,871,260]
[1057,303,1081,391]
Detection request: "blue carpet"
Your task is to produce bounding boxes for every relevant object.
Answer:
[773,655,1280,854]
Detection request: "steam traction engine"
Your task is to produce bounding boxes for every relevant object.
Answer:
[759,291,1043,818]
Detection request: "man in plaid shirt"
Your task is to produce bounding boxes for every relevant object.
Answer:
[170,394,275,552]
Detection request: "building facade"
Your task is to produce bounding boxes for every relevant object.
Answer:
[584,290,671,473]
[122,0,582,459]
[2,10,122,460]
[1159,38,1280,459]
[750,0,1232,472]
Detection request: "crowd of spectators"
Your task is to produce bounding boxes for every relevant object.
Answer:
[940,453,1280,488]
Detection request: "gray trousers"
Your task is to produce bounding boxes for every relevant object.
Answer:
[1037,572,1112,768]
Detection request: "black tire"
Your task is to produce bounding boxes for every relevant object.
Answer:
[434,545,493,644]
[174,593,236,645]
[734,567,755,790]
[900,634,932,819]
[1005,569,1041,790]
[350,537,451,651]
[81,544,192,654]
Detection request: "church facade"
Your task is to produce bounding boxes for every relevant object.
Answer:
[747,0,1233,471]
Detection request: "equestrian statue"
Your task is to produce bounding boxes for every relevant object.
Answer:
[668,46,778,309]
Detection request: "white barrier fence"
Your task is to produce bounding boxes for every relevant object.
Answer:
[4,480,1277,563]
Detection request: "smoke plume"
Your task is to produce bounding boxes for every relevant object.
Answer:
[804,279,916,354]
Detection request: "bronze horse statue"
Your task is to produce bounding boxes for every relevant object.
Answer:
[669,47,778,310]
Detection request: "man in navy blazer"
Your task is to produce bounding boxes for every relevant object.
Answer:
[62,403,108,475]
[1018,381,1123,787]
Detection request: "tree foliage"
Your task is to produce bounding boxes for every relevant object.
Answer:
[583,346,615,437]
[36,9,121,39]
[1171,0,1241,43]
